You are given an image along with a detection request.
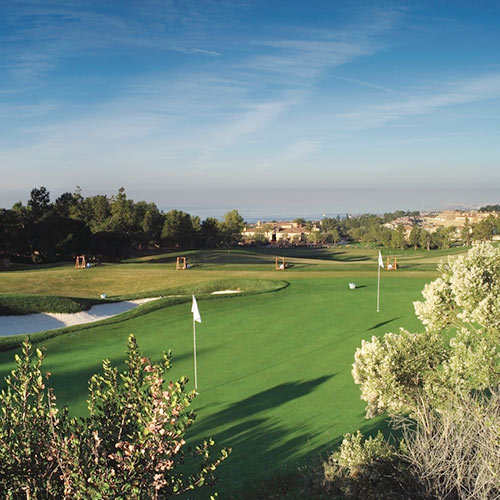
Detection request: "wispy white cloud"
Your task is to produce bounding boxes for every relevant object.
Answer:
[0,100,59,118]
[192,97,296,169]
[330,74,401,94]
[172,46,221,57]
[337,73,500,130]
[254,138,321,172]
[243,37,379,81]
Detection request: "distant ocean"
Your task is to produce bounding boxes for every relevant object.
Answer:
[160,207,351,222]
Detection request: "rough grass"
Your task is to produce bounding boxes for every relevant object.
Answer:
[0,247,449,298]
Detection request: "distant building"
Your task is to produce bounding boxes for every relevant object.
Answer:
[241,220,320,245]
[384,210,496,234]
[422,210,495,231]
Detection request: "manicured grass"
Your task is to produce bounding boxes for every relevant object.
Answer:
[0,274,428,498]
[0,294,103,315]
[0,279,288,352]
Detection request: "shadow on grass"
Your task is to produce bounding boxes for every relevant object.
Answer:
[191,384,399,499]
[0,261,72,272]
[366,317,401,331]
[198,377,333,430]
[189,377,333,494]
[129,250,276,266]
[229,416,399,500]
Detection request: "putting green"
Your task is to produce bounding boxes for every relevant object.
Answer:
[0,274,428,497]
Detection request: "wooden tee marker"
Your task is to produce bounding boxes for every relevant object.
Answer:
[176,256,187,270]
[275,257,286,270]
[75,255,86,269]
[386,257,398,270]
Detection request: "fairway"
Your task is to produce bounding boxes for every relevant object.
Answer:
[0,253,431,497]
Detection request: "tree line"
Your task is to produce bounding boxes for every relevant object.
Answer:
[2,187,499,263]
[313,211,500,250]
[0,187,245,263]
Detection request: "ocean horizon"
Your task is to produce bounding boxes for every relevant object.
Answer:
[158,207,352,223]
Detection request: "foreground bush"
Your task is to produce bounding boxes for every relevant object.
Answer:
[0,336,230,499]
[324,243,500,499]
[397,390,500,500]
[323,431,412,500]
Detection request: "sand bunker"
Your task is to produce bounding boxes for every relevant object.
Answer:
[0,297,159,337]
[211,290,241,295]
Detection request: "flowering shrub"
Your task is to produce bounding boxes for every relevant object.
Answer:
[353,242,500,418]
[340,242,500,498]
[323,431,406,500]
[0,336,230,499]
[352,329,446,418]
[415,241,500,335]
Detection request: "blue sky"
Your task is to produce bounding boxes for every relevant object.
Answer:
[1,0,500,217]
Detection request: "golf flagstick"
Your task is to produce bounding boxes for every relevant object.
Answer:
[191,295,202,391]
[377,251,384,312]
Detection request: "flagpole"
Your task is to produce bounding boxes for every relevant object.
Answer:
[376,260,381,312]
[192,316,198,391]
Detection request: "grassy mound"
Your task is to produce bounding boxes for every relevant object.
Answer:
[0,294,103,316]
[114,278,288,300]
[0,280,288,352]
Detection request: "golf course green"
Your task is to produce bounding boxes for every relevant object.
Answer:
[0,247,455,497]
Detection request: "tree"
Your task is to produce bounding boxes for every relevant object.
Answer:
[220,210,245,247]
[461,216,472,246]
[54,192,77,218]
[200,217,222,248]
[408,226,421,250]
[377,227,392,248]
[307,230,323,245]
[0,336,230,499]
[27,186,51,219]
[419,229,435,251]
[473,215,496,241]
[109,187,135,235]
[396,225,407,250]
[478,204,500,212]
[140,203,164,248]
[85,195,111,233]
[162,210,194,248]
[321,217,337,232]
[433,226,455,249]
[325,227,341,244]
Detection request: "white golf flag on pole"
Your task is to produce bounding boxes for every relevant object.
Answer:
[377,251,383,312]
[191,295,201,391]
[191,295,202,323]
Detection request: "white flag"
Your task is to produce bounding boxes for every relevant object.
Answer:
[378,251,384,268]
[191,295,201,323]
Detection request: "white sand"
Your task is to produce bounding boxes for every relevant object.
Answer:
[0,297,160,337]
[211,290,241,295]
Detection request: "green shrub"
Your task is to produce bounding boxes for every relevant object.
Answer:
[323,431,409,500]
[0,336,230,499]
